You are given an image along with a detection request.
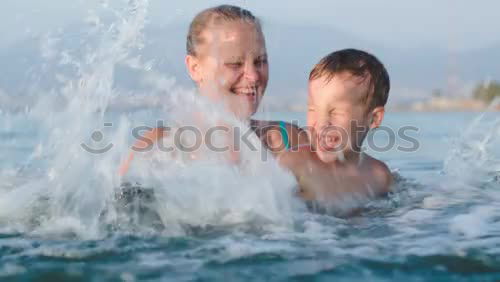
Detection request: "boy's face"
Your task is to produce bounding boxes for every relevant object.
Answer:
[307,72,383,163]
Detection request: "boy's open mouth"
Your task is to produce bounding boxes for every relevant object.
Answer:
[318,134,342,152]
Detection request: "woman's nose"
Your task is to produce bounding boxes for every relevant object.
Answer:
[243,63,259,82]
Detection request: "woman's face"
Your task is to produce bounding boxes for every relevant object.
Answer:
[186,21,269,119]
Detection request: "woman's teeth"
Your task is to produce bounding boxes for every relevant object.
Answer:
[234,90,256,96]
[231,86,258,96]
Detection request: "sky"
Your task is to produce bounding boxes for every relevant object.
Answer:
[2,0,500,51]
[1,0,499,106]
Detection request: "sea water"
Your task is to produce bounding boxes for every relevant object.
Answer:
[1,1,500,281]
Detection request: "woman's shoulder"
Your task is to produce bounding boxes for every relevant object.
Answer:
[250,119,303,132]
[251,119,310,151]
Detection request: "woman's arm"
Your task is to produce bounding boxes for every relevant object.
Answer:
[118,127,168,176]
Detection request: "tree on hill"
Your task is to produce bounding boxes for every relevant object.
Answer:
[473,80,500,103]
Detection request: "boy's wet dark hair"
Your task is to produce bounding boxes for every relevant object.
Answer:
[309,48,390,109]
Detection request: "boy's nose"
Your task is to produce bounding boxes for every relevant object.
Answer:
[316,117,332,130]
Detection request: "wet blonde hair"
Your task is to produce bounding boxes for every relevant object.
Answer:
[186,5,262,56]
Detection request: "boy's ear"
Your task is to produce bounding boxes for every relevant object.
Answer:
[185,55,202,83]
[369,106,385,129]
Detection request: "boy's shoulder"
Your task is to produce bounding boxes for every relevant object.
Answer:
[361,154,393,195]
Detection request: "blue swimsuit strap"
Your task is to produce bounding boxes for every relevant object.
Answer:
[279,121,290,150]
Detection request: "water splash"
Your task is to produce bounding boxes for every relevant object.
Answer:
[0,0,302,239]
[443,101,500,184]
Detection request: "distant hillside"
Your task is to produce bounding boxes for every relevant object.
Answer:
[0,21,499,110]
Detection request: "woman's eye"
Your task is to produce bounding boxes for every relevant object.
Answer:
[255,58,268,67]
[308,108,315,112]
[225,62,243,68]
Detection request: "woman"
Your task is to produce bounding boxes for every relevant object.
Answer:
[119,5,306,176]
[185,5,268,120]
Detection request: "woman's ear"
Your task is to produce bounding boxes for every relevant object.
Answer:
[185,55,202,83]
[369,106,385,129]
